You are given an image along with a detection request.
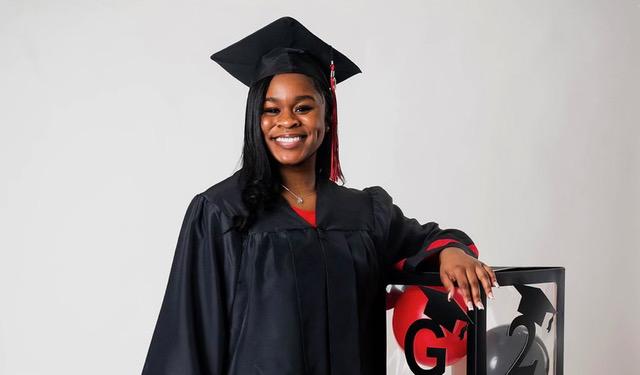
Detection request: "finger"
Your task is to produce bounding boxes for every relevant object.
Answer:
[453,268,473,311]
[465,267,483,310]
[440,271,455,302]
[483,264,498,287]
[475,264,494,300]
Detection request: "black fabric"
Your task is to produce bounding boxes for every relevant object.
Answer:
[141,169,478,375]
[210,16,362,87]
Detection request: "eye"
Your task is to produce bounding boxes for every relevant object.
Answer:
[295,105,313,113]
[262,107,279,114]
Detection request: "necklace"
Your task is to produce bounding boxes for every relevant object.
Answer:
[281,183,314,205]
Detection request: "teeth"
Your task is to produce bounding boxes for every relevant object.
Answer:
[275,136,303,143]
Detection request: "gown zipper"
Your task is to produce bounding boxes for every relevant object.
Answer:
[314,227,334,375]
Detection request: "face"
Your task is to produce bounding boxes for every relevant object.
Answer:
[261,73,327,167]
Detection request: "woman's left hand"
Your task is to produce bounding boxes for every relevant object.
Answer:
[438,247,497,311]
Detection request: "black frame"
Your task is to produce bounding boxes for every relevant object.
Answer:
[385,266,565,375]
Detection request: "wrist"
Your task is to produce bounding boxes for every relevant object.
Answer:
[439,246,466,261]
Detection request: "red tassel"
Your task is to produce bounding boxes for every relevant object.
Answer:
[328,59,342,183]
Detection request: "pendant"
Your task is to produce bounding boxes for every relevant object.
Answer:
[296,197,303,204]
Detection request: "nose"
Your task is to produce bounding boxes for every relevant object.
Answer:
[276,108,300,129]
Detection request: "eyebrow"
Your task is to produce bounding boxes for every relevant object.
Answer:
[264,95,317,103]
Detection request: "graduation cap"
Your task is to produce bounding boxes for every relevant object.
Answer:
[514,284,557,331]
[420,286,473,335]
[210,16,362,182]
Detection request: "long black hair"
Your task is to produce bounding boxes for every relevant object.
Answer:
[230,73,340,233]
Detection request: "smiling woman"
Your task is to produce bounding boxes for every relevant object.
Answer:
[261,73,328,168]
[141,16,496,375]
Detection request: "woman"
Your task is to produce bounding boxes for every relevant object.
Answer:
[142,16,497,375]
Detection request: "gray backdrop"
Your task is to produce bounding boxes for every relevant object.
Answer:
[1,1,638,374]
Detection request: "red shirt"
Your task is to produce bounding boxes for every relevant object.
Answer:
[290,205,317,227]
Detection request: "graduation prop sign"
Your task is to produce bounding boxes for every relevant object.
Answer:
[385,267,565,375]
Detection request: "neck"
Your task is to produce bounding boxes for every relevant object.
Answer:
[279,154,317,194]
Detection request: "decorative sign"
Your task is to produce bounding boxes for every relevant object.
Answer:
[385,267,565,375]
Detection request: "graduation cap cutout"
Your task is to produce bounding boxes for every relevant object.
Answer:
[209,16,362,182]
[514,284,556,331]
[420,286,473,334]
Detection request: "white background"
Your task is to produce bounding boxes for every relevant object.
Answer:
[1,1,638,374]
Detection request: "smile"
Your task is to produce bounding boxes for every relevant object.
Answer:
[273,135,307,148]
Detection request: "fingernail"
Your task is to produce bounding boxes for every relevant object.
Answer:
[493,281,499,288]
[488,292,495,299]
[466,301,474,311]
[447,290,453,302]
[476,301,485,310]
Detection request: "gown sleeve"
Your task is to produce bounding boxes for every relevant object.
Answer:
[142,194,228,375]
[364,186,479,273]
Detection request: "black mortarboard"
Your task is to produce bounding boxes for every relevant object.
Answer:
[421,286,473,334]
[210,16,362,183]
[514,285,557,328]
[210,16,361,87]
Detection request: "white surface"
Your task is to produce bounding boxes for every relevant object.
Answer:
[1,1,638,374]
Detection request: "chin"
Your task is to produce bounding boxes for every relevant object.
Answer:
[273,153,310,167]
[275,158,305,167]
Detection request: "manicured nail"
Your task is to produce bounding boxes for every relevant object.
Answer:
[488,292,495,299]
[466,301,474,311]
[493,280,499,288]
[476,301,485,310]
[447,290,453,302]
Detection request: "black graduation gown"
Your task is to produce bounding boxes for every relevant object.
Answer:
[141,169,478,375]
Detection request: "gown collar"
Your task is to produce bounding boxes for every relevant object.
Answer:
[248,177,371,233]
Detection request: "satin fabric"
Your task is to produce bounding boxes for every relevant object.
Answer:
[142,169,477,375]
